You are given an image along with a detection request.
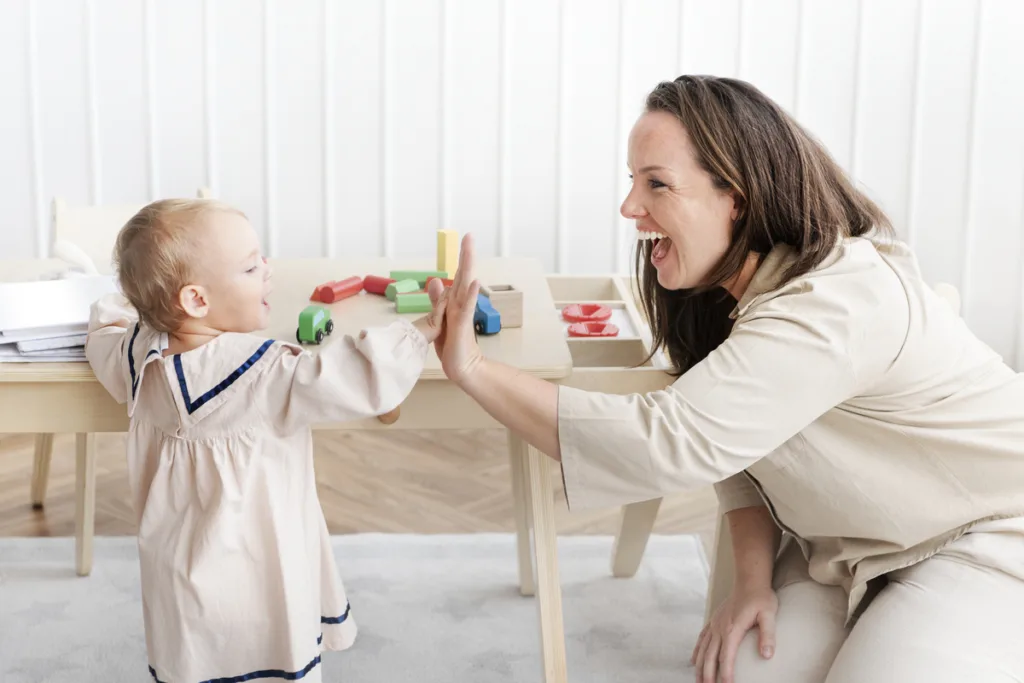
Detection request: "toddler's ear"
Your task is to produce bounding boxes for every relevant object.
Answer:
[178,284,210,319]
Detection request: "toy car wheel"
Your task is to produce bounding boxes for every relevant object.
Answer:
[325,319,334,335]
[296,327,302,344]
[316,329,324,344]
[474,321,483,334]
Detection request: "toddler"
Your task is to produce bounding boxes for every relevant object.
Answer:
[84,198,447,682]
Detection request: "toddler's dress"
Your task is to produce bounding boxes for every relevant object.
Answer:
[85,293,428,682]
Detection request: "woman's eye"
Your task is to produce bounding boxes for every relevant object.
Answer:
[648,178,665,189]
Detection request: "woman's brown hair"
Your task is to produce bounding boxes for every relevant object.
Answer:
[634,75,893,376]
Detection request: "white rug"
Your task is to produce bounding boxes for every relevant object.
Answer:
[0,534,709,682]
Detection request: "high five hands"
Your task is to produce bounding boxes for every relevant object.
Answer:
[421,234,485,386]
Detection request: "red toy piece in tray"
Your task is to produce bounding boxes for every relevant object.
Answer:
[561,303,612,323]
[363,274,395,296]
[567,321,619,337]
[311,276,364,303]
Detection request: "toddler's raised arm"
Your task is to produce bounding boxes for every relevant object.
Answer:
[255,318,429,432]
[84,293,137,405]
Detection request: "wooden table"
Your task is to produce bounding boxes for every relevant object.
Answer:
[0,257,678,682]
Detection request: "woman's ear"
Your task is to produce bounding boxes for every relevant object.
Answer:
[179,284,210,319]
[729,191,745,222]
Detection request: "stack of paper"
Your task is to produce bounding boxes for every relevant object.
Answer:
[0,275,119,363]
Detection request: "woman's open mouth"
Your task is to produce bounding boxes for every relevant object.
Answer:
[637,230,673,266]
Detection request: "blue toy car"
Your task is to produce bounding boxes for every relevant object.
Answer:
[474,293,501,335]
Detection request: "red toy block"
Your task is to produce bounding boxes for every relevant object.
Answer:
[364,274,395,296]
[562,303,612,323]
[567,321,619,337]
[425,276,454,288]
[315,276,364,303]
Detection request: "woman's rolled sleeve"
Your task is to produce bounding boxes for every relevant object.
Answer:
[714,473,765,513]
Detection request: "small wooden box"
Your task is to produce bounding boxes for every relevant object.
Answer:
[481,283,523,328]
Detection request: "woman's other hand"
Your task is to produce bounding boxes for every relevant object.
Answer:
[434,234,485,384]
[692,583,778,683]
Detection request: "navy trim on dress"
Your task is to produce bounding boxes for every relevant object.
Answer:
[128,323,141,398]
[173,339,274,415]
[320,602,351,625]
[147,612,347,683]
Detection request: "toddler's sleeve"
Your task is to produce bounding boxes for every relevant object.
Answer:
[256,318,429,432]
[84,293,136,404]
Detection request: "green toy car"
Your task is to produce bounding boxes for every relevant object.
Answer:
[296,305,334,344]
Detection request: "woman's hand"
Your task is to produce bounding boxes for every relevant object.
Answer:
[692,583,777,683]
[432,234,485,385]
[413,282,449,344]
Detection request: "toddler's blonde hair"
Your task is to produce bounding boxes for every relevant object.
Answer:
[113,198,245,333]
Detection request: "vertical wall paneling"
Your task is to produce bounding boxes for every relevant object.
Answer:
[796,0,860,172]
[960,0,1024,364]
[678,0,740,78]
[380,0,391,257]
[84,0,101,204]
[849,0,919,236]
[4,0,1024,369]
[93,0,147,207]
[330,1,383,257]
[903,0,926,251]
[446,0,501,258]
[505,0,560,272]
[153,0,204,201]
[262,0,276,255]
[497,0,511,257]
[321,0,335,258]
[143,0,159,200]
[202,0,217,197]
[957,2,984,323]
[213,0,265,247]
[36,0,90,246]
[271,0,323,259]
[905,0,977,288]
[555,0,569,273]
[561,0,620,274]
[387,0,441,259]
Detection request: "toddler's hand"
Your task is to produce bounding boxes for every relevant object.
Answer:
[411,280,449,344]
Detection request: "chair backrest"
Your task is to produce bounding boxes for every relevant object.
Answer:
[50,188,214,275]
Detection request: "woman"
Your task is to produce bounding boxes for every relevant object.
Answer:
[424,75,1024,682]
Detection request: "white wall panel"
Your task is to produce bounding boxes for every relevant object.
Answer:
[2,0,1023,368]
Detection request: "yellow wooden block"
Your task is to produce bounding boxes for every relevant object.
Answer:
[437,229,459,275]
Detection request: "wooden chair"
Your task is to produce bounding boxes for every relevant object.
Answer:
[609,282,963,622]
[30,188,213,576]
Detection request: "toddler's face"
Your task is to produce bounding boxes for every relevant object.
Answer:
[182,212,273,334]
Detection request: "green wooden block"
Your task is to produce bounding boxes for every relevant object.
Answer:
[395,292,432,313]
[385,279,419,301]
[388,269,448,285]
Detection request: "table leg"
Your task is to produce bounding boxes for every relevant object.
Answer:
[30,433,54,509]
[610,497,662,577]
[75,433,96,577]
[508,431,536,596]
[521,436,568,683]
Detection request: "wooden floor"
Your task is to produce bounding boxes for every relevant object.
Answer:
[0,431,718,546]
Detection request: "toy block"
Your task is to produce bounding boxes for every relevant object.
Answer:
[389,269,448,286]
[425,276,454,288]
[395,292,432,313]
[480,284,523,328]
[317,276,363,303]
[386,279,419,301]
[364,274,395,296]
[437,229,459,275]
[473,293,501,335]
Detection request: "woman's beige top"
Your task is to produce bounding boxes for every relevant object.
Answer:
[85,293,428,682]
[557,235,1024,624]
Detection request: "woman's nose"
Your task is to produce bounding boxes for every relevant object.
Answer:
[620,189,646,220]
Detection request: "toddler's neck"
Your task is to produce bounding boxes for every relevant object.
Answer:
[164,329,223,357]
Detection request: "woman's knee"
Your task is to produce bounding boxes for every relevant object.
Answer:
[732,579,848,683]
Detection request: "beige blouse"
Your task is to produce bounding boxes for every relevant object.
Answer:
[557,235,1024,624]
